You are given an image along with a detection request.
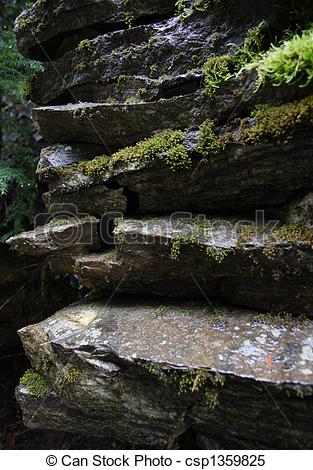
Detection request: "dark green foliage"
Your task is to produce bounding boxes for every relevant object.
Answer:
[0,2,43,241]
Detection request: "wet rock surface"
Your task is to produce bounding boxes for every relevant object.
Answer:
[11,0,313,449]
[17,296,313,449]
[15,0,177,60]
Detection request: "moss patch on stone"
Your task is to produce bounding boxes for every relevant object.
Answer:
[202,21,268,99]
[142,362,225,409]
[238,95,313,144]
[59,364,82,387]
[63,130,191,178]
[20,369,51,399]
[196,119,232,157]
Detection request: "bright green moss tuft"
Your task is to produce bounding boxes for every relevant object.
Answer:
[246,26,313,89]
[20,369,51,399]
[72,130,191,178]
[196,119,232,157]
[238,95,313,145]
[78,39,92,50]
[202,21,268,98]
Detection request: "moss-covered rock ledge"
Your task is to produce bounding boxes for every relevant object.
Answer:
[41,97,313,215]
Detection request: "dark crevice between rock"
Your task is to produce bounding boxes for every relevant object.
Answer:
[29,14,175,62]
[123,187,140,215]
[45,76,204,107]
[157,76,203,101]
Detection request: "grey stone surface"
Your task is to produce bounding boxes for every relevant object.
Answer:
[15,0,176,60]
[72,217,313,314]
[17,296,313,448]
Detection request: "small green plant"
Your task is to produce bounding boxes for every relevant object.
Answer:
[245,26,313,89]
[61,364,82,386]
[20,369,51,399]
[203,54,234,99]
[176,0,234,20]
[196,119,232,157]
[142,362,225,409]
[202,21,268,98]
[78,39,92,50]
[170,239,182,260]
[155,305,169,317]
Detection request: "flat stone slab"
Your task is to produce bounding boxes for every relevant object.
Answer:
[6,217,100,258]
[41,122,313,214]
[34,93,209,148]
[73,216,313,314]
[17,296,313,448]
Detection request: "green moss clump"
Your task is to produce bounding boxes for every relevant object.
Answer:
[124,95,141,104]
[246,26,313,89]
[203,54,234,99]
[170,239,182,260]
[155,305,169,317]
[196,119,232,157]
[202,21,268,98]
[71,129,191,178]
[176,0,234,20]
[238,95,313,145]
[169,218,231,263]
[61,364,82,386]
[78,39,92,50]
[20,369,51,399]
[142,363,225,409]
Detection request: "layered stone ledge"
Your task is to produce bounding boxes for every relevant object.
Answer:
[40,125,313,215]
[16,296,313,449]
[7,217,101,271]
[71,217,313,315]
[15,0,176,60]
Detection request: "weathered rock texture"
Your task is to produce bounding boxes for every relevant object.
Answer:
[11,0,313,449]
[16,296,313,449]
[72,217,313,314]
[39,126,313,215]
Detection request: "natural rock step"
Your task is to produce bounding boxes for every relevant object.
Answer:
[16,295,313,449]
[40,97,313,214]
[34,93,209,148]
[71,217,313,315]
[15,0,176,60]
[27,0,286,106]
[6,217,100,272]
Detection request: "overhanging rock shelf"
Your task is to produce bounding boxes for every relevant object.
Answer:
[9,0,313,449]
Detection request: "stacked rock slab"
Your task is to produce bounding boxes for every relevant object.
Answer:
[9,0,313,448]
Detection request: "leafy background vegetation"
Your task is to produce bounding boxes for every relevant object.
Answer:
[0,0,43,241]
